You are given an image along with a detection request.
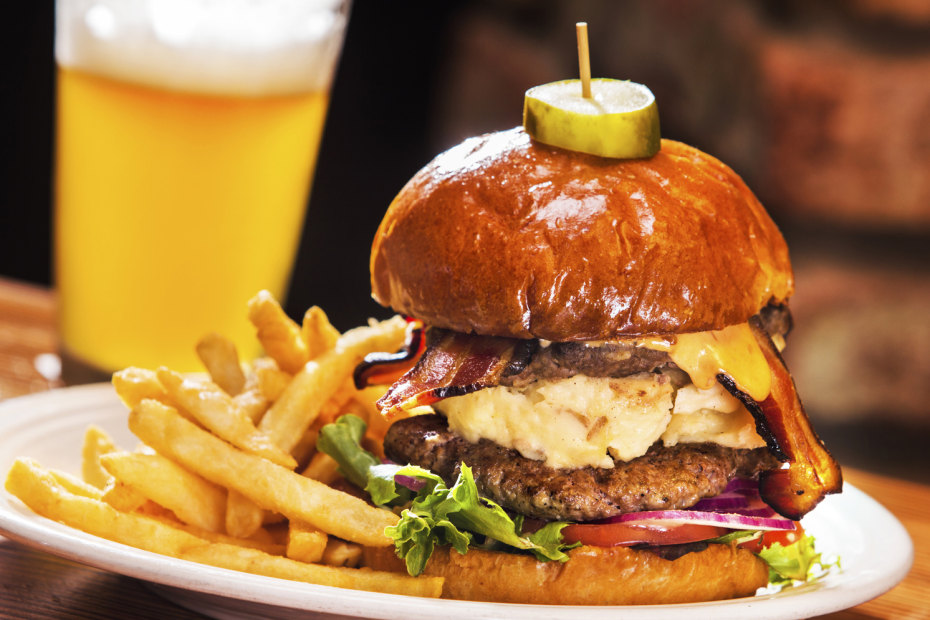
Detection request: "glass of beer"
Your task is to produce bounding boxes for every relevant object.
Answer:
[54,0,350,381]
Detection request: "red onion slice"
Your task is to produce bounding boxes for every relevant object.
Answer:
[614,509,794,531]
[690,493,750,512]
[394,474,427,492]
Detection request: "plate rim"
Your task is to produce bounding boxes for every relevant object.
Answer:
[0,384,915,620]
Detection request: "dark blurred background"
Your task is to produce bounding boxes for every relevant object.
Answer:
[3,1,930,480]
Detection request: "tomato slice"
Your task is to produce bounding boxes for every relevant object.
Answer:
[561,521,729,548]
[738,522,804,553]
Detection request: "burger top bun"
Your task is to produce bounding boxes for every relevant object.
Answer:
[370,127,793,341]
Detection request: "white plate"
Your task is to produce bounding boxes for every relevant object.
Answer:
[0,384,914,620]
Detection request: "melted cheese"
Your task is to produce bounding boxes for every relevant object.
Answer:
[436,373,764,469]
[639,322,772,401]
[661,383,766,450]
[437,374,674,469]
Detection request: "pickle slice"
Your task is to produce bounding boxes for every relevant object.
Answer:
[523,78,660,159]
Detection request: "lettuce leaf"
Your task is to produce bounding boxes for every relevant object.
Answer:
[759,534,838,585]
[317,414,577,575]
[708,530,839,587]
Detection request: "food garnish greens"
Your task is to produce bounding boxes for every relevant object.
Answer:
[318,414,576,576]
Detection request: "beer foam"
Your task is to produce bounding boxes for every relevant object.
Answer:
[56,0,348,96]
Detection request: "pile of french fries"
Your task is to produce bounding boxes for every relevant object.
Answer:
[4,291,442,598]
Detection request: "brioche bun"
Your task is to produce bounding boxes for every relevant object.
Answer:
[370,127,793,341]
[363,543,768,605]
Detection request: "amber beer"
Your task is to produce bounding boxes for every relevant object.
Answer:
[54,0,348,376]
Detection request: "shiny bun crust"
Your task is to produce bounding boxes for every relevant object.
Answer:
[363,544,769,604]
[370,127,793,340]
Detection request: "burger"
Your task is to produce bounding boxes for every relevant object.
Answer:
[344,126,842,604]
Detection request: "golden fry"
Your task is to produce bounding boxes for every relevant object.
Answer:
[147,511,285,555]
[100,451,227,533]
[290,427,320,469]
[251,357,292,402]
[196,332,247,396]
[322,538,363,568]
[286,521,328,564]
[247,290,309,374]
[226,489,265,539]
[180,544,441,596]
[233,388,269,424]
[129,400,398,547]
[101,480,149,512]
[49,468,104,500]
[354,386,391,431]
[258,316,407,455]
[156,368,296,469]
[301,306,340,360]
[4,459,440,597]
[301,451,340,485]
[81,425,120,489]
[111,367,169,410]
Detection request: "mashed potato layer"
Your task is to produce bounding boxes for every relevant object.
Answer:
[435,374,765,469]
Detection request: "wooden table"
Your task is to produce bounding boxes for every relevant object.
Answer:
[0,276,926,619]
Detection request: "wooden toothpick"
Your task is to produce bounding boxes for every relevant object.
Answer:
[576,22,592,98]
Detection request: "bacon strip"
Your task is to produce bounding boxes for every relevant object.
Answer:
[376,329,537,419]
[718,317,843,520]
[353,320,426,389]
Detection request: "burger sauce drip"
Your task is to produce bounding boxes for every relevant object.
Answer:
[644,319,842,519]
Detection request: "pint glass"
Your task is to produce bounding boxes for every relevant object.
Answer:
[55,0,349,379]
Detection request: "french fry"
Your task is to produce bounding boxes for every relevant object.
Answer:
[129,400,398,547]
[290,425,320,468]
[4,459,442,597]
[179,544,441,597]
[286,521,328,564]
[100,451,227,533]
[146,511,285,555]
[354,386,393,442]
[196,332,246,396]
[247,290,309,374]
[322,539,363,568]
[301,306,340,360]
[156,368,296,469]
[319,381,357,425]
[49,468,104,500]
[111,367,169,410]
[101,480,149,513]
[258,316,407,455]
[251,357,292,402]
[225,489,265,539]
[301,451,340,485]
[81,425,120,489]
[233,388,269,424]
[248,525,280,546]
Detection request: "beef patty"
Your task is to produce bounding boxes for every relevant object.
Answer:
[384,414,779,521]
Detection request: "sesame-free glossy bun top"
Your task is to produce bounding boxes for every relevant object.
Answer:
[370,127,793,340]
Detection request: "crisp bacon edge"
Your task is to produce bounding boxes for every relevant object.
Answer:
[353,320,426,390]
[373,329,537,420]
[718,317,843,520]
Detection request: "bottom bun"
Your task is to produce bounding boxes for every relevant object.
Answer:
[363,543,768,605]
